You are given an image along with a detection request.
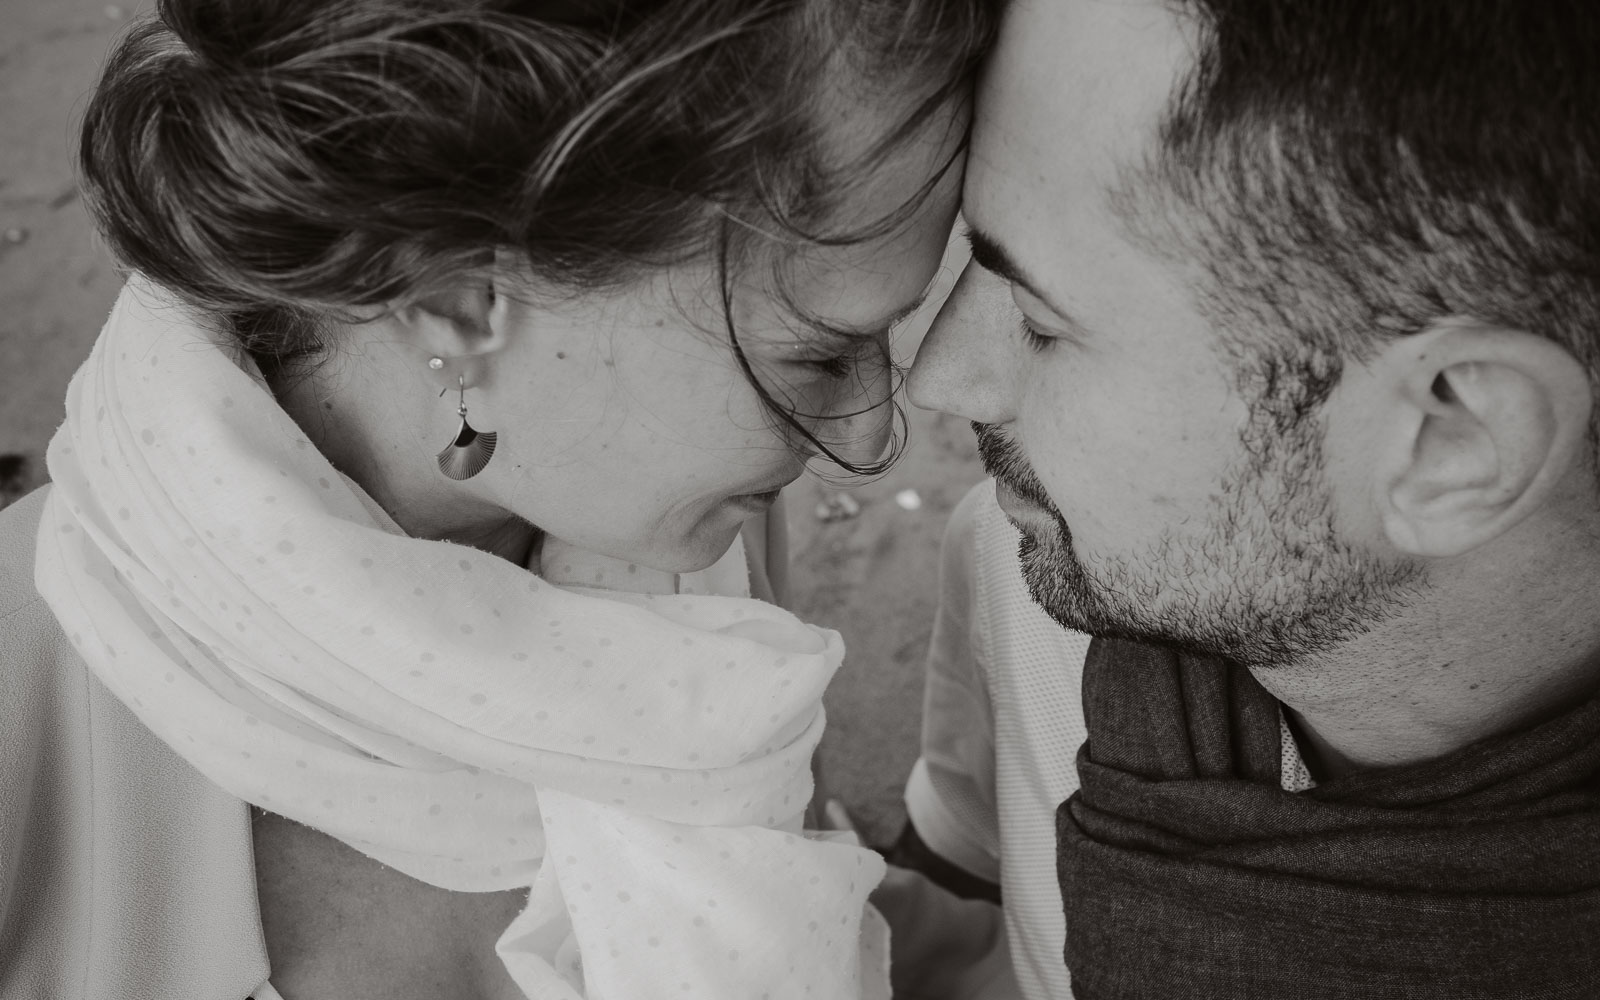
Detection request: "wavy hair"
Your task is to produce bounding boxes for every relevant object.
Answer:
[79,0,995,472]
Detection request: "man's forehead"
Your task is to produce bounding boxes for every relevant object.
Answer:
[965,0,1196,258]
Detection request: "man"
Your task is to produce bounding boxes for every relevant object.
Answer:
[894,1,1600,996]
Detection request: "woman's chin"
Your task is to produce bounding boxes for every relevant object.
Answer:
[657,499,771,574]
[565,490,776,578]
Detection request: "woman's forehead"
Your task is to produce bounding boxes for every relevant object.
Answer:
[779,118,965,326]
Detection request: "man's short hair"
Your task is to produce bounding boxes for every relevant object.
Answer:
[1113,1,1600,465]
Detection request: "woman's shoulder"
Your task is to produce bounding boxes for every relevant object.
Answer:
[0,486,80,735]
[0,487,270,999]
[0,485,50,621]
[0,487,79,743]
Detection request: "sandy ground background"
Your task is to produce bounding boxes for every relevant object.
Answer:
[0,0,986,847]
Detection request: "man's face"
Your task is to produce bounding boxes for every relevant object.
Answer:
[909,0,1419,667]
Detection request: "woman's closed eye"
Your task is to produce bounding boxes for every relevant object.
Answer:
[784,326,893,381]
[800,354,857,379]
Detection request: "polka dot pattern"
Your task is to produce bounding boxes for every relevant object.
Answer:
[34,276,885,1000]
[540,789,887,999]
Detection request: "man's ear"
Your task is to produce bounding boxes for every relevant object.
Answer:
[1373,322,1592,558]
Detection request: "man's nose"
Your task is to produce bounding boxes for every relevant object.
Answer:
[908,261,1018,425]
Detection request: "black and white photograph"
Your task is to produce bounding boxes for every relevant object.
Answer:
[3,2,1598,998]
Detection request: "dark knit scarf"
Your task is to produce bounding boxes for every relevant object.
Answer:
[1057,638,1600,1000]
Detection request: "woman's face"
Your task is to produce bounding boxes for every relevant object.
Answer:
[469,105,965,573]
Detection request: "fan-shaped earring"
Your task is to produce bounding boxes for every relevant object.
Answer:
[435,374,497,480]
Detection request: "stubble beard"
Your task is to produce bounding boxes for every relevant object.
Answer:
[974,421,1423,669]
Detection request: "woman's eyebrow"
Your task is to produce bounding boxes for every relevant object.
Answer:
[805,286,935,340]
[878,287,935,330]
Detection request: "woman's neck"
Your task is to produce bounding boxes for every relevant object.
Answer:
[267,355,538,566]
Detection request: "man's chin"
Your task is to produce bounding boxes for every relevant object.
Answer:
[1017,534,1098,632]
[1017,534,1165,647]
[1009,510,1173,644]
[1016,536,1332,664]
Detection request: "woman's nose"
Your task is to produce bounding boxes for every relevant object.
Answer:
[810,359,896,470]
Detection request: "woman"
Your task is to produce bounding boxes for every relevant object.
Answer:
[0,1,989,997]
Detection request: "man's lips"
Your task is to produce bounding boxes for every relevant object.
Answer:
[994,465,1058,509]
[993,477,1036,517]
[974,423,1057,512]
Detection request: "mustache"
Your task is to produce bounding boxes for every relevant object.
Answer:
[972,422,1058,511]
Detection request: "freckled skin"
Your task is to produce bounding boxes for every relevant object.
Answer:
[283,100,965,576]
[256,95,969,998]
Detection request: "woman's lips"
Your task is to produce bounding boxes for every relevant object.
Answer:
[732,469,803,503]
[727,488,782,510]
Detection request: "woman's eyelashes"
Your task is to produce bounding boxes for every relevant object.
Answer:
[788,327,893,380]
[802,354,857,379]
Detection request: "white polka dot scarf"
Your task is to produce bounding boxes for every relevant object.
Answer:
[35,278,890,999]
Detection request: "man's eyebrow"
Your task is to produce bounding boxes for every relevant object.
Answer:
[965,226,1069,317]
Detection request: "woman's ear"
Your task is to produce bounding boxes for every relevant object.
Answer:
[389,274,503,362]
[1374,322,1592,557]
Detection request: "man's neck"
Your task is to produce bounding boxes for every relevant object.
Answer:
[1248,581,1600,780]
